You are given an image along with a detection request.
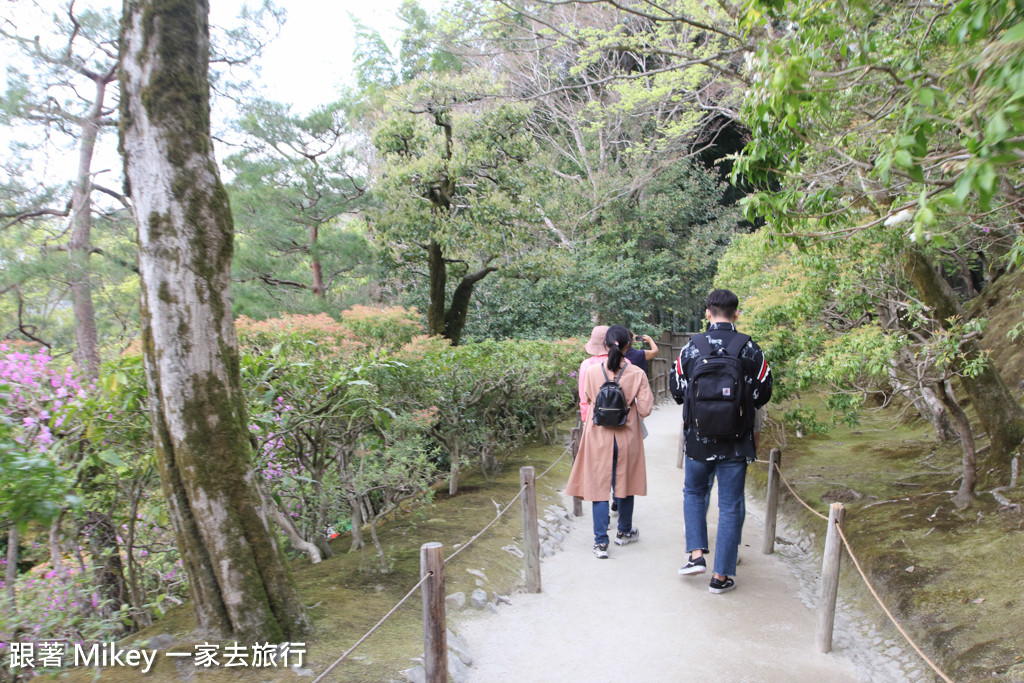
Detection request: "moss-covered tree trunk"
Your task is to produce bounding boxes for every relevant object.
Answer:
[120,0,307,641]
[903,248,1024,462]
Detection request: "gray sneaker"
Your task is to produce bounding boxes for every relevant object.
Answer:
[593,543,609,559]
[614,527,639,545]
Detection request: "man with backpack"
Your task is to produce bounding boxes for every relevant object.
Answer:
[669,289,772,593]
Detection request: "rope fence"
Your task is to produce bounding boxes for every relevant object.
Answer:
[755,450,953,682]
[314,441,573,681]
[311,572,433,683]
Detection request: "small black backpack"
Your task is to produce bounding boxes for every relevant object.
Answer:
[592,364,630,427]
[685,333,752,439]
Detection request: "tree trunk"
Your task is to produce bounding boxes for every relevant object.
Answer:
[125,486,153,629]
[445,266,497,345]
[936,381,977,509]
[68,75,109,381]
[903,248,1024,460]
[310,224,325,296]
[4,527,17,612]
[264,498,322,564]
[887,349,955,442]
[121,0,307,641]
[448,438,460,496]
[427,239,447,337]
[48,512,69,583]
[85,510,129,621]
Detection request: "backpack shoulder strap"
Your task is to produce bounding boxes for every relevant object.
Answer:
[600,364,610,382]
[690,333,713,357]
[613,363,626,382]
[724,333,750,358]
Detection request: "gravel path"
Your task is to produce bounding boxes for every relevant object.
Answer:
[454,404,922,682]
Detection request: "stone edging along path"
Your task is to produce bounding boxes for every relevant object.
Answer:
[426,405,929,683]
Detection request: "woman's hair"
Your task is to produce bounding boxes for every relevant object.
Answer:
[605,325,632,372]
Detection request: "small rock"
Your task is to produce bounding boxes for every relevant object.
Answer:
[470,588,489,609]
[905,566,915,573]
[551,531,565,543]
[144,634,176,650]
[540,541,555,557]
[475,579,485,588]
[466,568,487,582]
[292,667,315,677]
[972,597,985,604]
[494,593,512,605]
[448,653,470,683]
[503,544,524,559]
[403,665,426,683]
[487,603,499,614]
[446,629,472,666]
[445,592,466,611]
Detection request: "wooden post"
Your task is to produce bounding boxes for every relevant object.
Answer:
[520,466,542,593]
[420,542,447,682]
[570,426,583,516]
[816,503,847,653]
[762,448,782,555]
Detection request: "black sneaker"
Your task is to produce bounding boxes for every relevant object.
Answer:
[611,500,618,513]
[709,576,736,594]
[614,527,639,546]
[678,553,707,575]
[593,543,609,559]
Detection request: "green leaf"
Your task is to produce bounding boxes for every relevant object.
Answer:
[99,450,126,467]
[999,20,1024,44]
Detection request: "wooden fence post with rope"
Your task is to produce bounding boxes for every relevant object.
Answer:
[570,425,583,517]
[420,542,447,683]
[762,448,782,555]
[816,502,847,653]
[520,466,542,593]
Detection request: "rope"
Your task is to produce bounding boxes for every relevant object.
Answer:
[445,484,527,564]
[312,440,569,679]
[834,523,954,683]
[774,461,829,521]
[311,571,432,683]
[537,443,572,479]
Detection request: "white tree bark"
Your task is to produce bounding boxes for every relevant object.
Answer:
[120,0,306,641]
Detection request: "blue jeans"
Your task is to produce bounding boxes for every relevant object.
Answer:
[684,457,747,577]
[703,472,745,544]
[593,441,634,544]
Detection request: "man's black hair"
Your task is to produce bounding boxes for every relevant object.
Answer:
[706,289,739,318]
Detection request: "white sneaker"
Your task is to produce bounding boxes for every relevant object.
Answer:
[614,527,639,545]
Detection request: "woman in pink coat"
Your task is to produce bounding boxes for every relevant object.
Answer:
[566,325,654,558]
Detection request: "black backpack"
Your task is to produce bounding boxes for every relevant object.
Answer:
[685,333,752,439]
[592,364,630,427]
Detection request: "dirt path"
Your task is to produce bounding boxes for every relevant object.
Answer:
[455,404,918,682]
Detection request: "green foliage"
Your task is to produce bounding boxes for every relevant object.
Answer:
[0,389,67,528]
[226,97,377,318]
[716,229,906,430]
[340,305,424,351]
[735,0,1023,267]
[370,71,551,341]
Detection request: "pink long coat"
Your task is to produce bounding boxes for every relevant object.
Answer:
[566,361,654,501]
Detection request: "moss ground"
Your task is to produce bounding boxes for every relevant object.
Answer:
[748,397,1024,682]
[46,431,575,683]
